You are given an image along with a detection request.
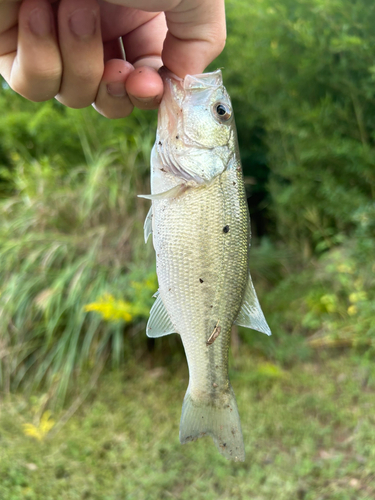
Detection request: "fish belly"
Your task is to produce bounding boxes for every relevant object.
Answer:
[152,167,249,461]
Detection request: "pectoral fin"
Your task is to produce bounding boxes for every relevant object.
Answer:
[144,206,153,243]
[138,184,185,201]
[147,291,177,338]
[234,271,271,336]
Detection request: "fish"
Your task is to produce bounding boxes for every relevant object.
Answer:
[140,68,271,462]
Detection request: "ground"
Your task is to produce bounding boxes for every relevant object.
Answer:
[1,347,374,500]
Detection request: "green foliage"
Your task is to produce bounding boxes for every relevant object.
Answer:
[250,239,375,358]
[0,84,154,195]
[216,0,375,253]
[0,98,157,402]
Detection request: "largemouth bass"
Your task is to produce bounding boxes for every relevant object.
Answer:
[141,69,271,462]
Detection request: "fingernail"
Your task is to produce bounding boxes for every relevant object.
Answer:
[29,8,52,37]
[133,96,161,107]
[107,82,126,98]
[69,9,96,38]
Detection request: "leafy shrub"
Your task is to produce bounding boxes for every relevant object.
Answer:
[217,0,375,255]
[0,104,157,402]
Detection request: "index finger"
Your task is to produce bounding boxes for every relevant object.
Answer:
[104,0,226,77]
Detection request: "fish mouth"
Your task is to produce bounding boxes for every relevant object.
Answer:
[158,66,223,90]
[157,67,225,141]
[158,66,183,86]
[157,68,183,140]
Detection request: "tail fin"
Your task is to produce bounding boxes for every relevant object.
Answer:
[179,385,245,462]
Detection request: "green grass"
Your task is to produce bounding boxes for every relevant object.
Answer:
[0,120,156,401]
[1,346,374,500]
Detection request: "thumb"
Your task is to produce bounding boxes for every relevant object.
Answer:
[163,0,226,77]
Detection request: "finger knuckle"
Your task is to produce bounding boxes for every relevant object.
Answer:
[59,97,94,110]
[209,25,227,57]
[11,80,58,102]
[29,91,58,103]
[25,63,62,85]
[95,104,134,120]
[73,64,103,85]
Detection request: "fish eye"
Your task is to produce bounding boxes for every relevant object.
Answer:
[212,102,232,123]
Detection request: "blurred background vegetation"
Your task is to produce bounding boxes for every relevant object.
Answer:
[0,0,375,498]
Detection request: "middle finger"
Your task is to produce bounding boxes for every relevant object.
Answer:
[56,0,103,108]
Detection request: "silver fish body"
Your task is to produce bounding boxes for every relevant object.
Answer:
[142,69,271,462]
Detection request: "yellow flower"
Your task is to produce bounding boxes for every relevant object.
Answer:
[23,411,55,441]
[349,291,367,303]
[10,152,21,163]
[320,294,337,313]
[130,275,157,293]
[337,264,354,274]
[347,305,358,316]
[144,276,158,291]
[257,362,286,379]
[84,293,133,322]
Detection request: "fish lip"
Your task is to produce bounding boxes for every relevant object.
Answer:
[158,66,224,90]
[158,66,183,83]
[156,68,184,159]
[183,70,223,91]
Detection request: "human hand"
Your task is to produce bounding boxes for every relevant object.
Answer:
[0,0,226,118]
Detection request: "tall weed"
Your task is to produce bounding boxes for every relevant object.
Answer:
[0,109,156,403]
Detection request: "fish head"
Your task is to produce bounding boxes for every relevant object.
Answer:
[156,69,237,184]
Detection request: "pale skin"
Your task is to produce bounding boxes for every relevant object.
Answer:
[0,0,226,118]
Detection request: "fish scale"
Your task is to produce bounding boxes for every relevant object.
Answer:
[142,69,271,461]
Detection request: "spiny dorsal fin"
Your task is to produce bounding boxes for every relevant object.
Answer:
[234,271,271,336]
